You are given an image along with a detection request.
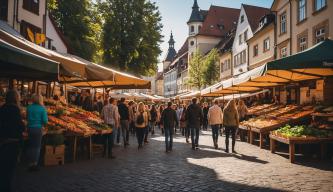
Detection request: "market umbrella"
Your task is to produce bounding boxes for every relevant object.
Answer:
[0,39,59,81]
[254,39,333,83]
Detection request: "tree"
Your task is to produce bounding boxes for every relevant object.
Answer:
[102,0,163,76]
[48,0,100,61]
[188,50,204,90]
[202,48,220,86]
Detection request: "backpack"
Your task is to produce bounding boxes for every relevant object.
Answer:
[136,112,144,124]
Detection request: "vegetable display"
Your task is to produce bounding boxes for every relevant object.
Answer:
[273,124,333,138]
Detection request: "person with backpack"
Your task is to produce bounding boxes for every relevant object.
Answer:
[149,105,158,135]
[135,102,148,149]
[161,102,178,153]
[186,98,203,150]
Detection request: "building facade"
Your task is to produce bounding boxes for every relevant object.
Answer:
[232,4,270,76]
[248,14,275,70]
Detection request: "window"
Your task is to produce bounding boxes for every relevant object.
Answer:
[0,0,8,21]
[23,0,39,15]
[240,15,244,23]
[190,25,194,33]
[198,25,201,32]
[20,20,41,43]
[221,59,231,72]
[314,0,326,11]
[280,13,287,34]
[299,36,307,51]
[315,27,325,43]
[234,50,246,67]
[239,34,242,45]
[263,38,270,52]
[244,30,248,42]
[298,0,306,22]
[253,44,258,57]
[190,41,194,46]
[280,47,287,58]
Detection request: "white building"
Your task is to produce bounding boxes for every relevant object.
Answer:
[232,4,270,76]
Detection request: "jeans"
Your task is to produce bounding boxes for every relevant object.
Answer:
[185,126,190,139]
[203,119,208,130]
[28,128,43,165]
[190,127,200,147]
[149,121,156,133]
[164,127,173,151]
[144,126,149,142]
[0,142,19,192]
[225,126,237,151]
[120,120,129,144]
[211,124,220,143]
[136,127,145,146]
[104,132,113,157]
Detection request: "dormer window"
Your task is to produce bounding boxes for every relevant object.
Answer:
[240,15,244,23]
[23,0,39,15]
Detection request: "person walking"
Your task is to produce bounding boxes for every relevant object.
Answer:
[149,105,158,135]
[135,102,148,149]
[186,98,203,150]
[26,94,48,171]
[161,102,178,153]
[158,105,165,134]
[202,102,209,130]
[223,99,239,153]
[82,90,93,111]
[128,101,136,135]
[143,105,150,144]
[0,90,25,192]
[118,98,130,147]
[101,98,119,158]
[237,100,248,141]
[208,99,223,149]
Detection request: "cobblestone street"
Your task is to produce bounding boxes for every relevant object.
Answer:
[14,129,333,192]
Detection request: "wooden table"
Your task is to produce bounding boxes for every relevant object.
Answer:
[270,134,333,163]
[65,133,94,162]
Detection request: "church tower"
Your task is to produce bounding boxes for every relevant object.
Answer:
[163,32,177,71]
[187,0,204,57]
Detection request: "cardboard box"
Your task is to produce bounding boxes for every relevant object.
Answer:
[45,145,65,155]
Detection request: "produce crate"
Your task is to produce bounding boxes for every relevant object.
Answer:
[44,145,65,166]
[269,133,333,163]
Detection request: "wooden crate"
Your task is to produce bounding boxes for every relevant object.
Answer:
[44,154,65,166]
[44,145,65,166]
[45,145,65,155]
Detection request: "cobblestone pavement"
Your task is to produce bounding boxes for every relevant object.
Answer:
[14,129,333,192]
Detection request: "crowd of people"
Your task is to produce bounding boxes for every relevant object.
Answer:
[0,88,252,192]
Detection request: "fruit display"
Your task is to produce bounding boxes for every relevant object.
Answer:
[247,104,275,114]
[240,117,283,129]
[279,109,313,120]
[44,99,111,136]
[266,105,298,117]
[273,124,333,138]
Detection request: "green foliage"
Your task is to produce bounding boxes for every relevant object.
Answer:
[48,0,101,62]
[188,50,204,90]
[101,0,163,76]
[202,48,220,86]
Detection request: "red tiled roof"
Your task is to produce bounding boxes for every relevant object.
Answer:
[197,5,240,37]
[242,4,271,32]
[175,38,188,58]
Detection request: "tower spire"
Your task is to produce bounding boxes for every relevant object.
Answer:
[188,0,203,23]
[168,31,175,49]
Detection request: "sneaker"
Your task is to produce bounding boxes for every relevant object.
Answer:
[225,149,229,153]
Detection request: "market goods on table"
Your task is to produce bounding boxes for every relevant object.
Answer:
[266,105,298,117]
[240,117,283,129]
[44,99,112,136]
[247,103,275,115]
[272,124,333,138]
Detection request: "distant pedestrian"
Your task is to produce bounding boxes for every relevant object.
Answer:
[186,98,203,150]
[135,102,148,149]
[161,102,178,152]
[208,99,223,149]
[202,102,209,130]
[158,105,165,134]
[237,100,248,141]
[26,94,48,171]
[223,99,239,153]
[149,105,158,135]
[0,90,25,192]
[128,101,136,135]
[144,105,150,144]
[118,98,130,147]
[82,90,93,111]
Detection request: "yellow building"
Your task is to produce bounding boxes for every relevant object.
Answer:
[248,14,275,70]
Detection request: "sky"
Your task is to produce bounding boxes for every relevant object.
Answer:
[151,0,274,71]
